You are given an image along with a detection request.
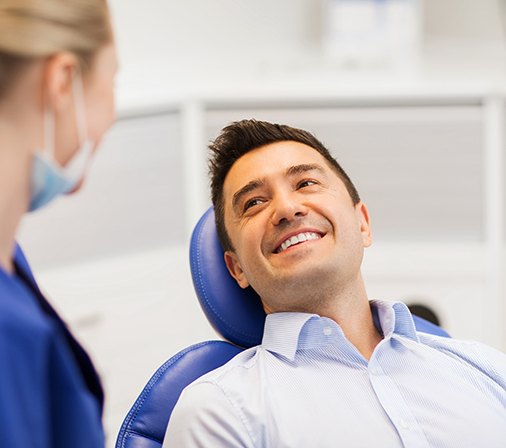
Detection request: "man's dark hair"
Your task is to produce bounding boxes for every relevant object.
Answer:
[209,119,360,252]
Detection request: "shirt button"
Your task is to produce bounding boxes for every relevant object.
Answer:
[399,419,410,430]
[323,326,332,336]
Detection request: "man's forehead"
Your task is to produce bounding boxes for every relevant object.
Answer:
[222,141,337,218]
[224,141,328,188]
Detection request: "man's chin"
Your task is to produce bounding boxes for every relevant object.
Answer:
[271,267,329,293]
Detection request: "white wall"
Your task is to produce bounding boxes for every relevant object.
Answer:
[109,0,322,74]
[109,0,506,73]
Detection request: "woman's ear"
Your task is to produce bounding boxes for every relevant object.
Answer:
[224,250,250,289]
[42,52,78,111]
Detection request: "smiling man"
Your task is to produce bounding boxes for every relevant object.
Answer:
[164,120,506,447]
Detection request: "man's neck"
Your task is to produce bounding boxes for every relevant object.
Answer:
[315,281,382,361]
[328,300,382,361]
[265,273,382,361]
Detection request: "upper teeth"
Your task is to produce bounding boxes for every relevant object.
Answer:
[277,232,321,253]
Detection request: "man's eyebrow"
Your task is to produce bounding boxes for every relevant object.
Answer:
[232,179,265,213]
[231,164,326,213]
[286,163,327,177]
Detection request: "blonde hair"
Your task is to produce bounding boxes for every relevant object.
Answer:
[0,0,111,98]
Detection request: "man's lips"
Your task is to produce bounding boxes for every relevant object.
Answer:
[273,229,325,254]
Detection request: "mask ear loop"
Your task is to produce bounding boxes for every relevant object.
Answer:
[43,105,55,159]
[63,70,94,180]
[72,71,88,146]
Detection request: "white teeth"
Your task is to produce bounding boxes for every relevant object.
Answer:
[277,232,321,253]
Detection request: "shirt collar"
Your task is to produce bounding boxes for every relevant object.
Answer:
[261,300,419,361]
[370,299,419,342]
[261,312,316,360]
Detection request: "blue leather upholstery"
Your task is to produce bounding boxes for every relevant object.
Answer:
[116,206,450,448]
[116,341,241,448]
[190,207,266,348]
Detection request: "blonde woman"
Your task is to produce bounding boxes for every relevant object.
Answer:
[0,1,117,446]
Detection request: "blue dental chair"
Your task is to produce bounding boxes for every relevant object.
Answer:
[115,207,450,448]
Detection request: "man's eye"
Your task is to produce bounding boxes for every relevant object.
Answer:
[298,179,317,189]
[244,198,263,211]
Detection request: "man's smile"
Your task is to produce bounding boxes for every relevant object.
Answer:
[273,229,325,254]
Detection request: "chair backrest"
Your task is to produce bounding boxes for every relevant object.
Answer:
[115,341,241,448]
[116,207,450,448]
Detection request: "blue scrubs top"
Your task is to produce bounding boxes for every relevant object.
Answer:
[0,245,104,447]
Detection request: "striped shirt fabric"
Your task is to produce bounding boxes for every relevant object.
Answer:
[164,300,506,447]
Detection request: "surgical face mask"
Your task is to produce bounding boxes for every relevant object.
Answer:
[29,74,94,212]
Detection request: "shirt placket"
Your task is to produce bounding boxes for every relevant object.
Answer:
[368,337,431,448]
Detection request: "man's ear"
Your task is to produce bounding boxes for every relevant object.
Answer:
[356,201,372,248]
[224,251,250,289]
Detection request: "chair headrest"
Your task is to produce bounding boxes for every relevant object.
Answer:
[190,207,266,348]
[190,207,450,348]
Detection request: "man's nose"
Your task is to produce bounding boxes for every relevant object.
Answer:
[270,191,308,226]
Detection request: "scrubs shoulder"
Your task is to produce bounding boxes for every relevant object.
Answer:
[0,244,104,448]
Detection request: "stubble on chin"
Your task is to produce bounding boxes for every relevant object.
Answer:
[258,266,340,314]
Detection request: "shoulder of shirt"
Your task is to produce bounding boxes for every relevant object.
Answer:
[0,292,54,337]
[416,331,506,385]
[416,331,500,352]
[0,279,59,353]
[184,345,264,390]
[0,294,59,378]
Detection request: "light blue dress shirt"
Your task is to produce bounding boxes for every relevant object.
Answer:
[164,300,506,447]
